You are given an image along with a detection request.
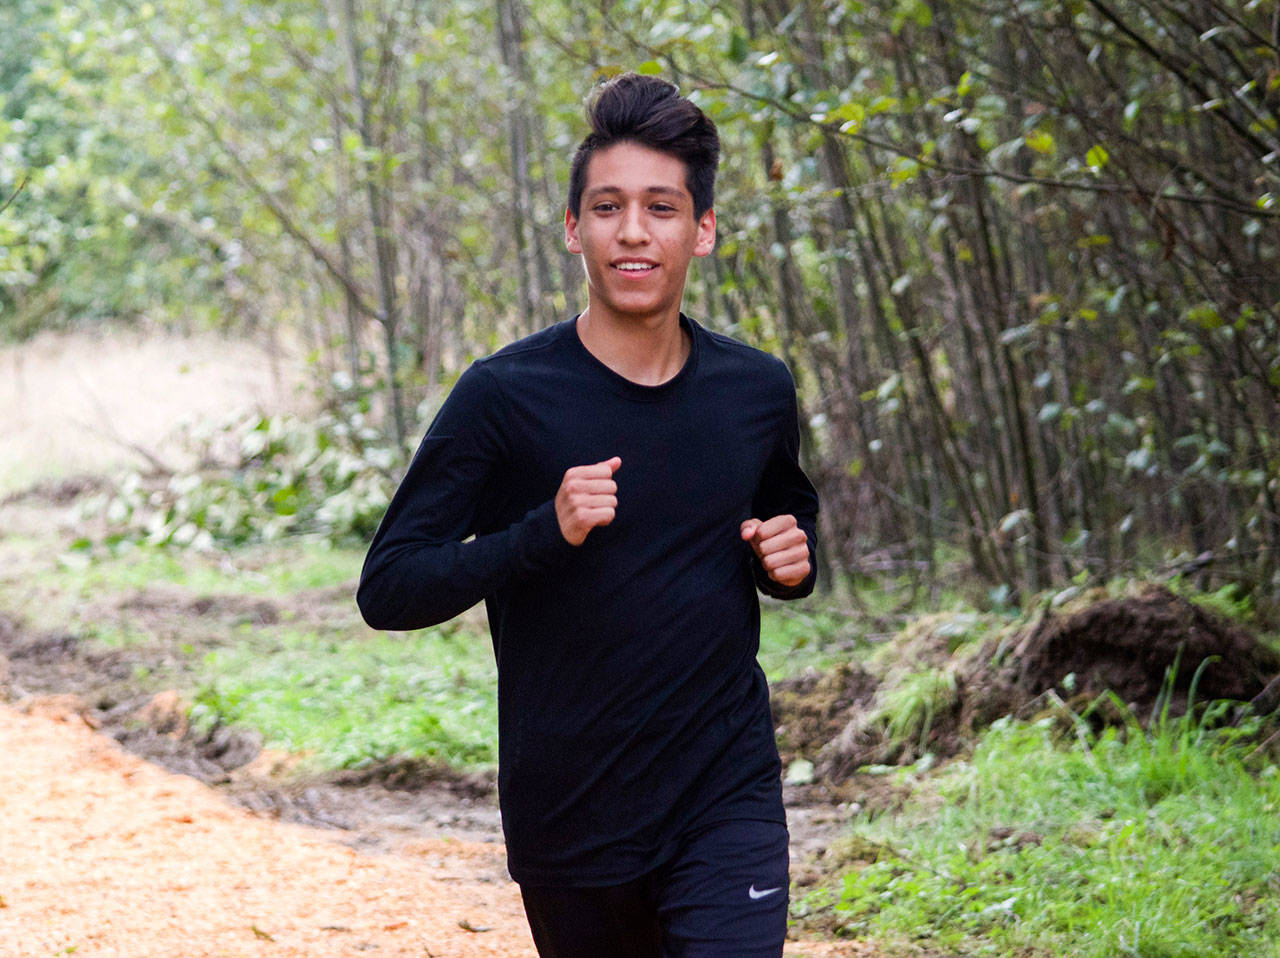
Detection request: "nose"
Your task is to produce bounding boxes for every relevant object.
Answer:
[617,204,649,245]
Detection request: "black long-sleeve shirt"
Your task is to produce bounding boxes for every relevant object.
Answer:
[358,314,819,885]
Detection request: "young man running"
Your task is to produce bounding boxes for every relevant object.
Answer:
[358,72,819,957]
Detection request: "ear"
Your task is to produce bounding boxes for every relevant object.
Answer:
[565,208,582,254]
[693,208,717,258]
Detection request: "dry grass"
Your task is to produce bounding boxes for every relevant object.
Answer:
[0,326,307,494]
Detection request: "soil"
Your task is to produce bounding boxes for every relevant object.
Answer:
[0,613,517,850]
[8,331,1279,955]
[783,585,1280,783]
[1001,586,1280,716]
[7,478,1277,956]
[7,567,1277,956]
[0,610,874,957]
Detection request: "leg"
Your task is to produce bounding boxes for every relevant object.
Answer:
[520,877,663,958]
[655,818,790,958]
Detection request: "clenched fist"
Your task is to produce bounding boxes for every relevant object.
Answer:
[741,514,810,587]
[555,456,621,546]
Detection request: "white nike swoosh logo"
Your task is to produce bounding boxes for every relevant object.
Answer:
[748,885,782,900]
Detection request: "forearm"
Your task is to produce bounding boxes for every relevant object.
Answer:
[357,499,569,631]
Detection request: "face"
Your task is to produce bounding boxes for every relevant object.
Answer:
[565,141,716,328]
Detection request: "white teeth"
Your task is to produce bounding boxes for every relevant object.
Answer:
[615,263,654,271]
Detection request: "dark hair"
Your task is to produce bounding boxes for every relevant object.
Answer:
[567,72,720,220]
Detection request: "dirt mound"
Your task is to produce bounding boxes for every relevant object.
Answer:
[789,587,1280,783]
[772,663,879,768]
[1004,586,1280,716]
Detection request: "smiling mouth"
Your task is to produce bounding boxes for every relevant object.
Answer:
[613,262,657,273]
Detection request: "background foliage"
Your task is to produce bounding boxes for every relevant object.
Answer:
[3,0,1278,611]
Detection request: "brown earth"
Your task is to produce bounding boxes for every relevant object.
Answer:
[6,557,1277,956]
[0,615,876,957]
[775,586,1280,782]
[0,327,306,496]
[6,330,1278,955]
[0,328,880,955]
[1000,585,1280,716]
[0,698,533,958]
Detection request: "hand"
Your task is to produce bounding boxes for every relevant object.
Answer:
[740,514,810,587]
[555,456,621,546]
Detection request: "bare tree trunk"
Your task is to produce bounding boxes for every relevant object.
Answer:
[495,0,556,333]
[330,101,364,385]
[333,0,406,449]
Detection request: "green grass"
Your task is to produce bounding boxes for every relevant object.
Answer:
[192,621,499,771]
[0,534,363,632]
[10,508,1280,953]
[1169,578,1259,627]
[2,524,855,774]
[870,667,959,749]
[198,601,850,773]
[830,712,1280,956]
[758,604,865,681]
[61,537,363,597]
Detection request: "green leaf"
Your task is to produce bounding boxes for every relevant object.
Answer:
[999,324,1036,346]
[1076,234,1111,249]
[1025,129,1055,155]
[876,372,903,402]
[1085,144,1110,171]
[1123,376,1156,395]
[1123,100,1140,130]
[636,60,663,76]
[1186,304,1223,329]
[1125,447,1153,472]
[829,100,866,134]
[890,157,920,187]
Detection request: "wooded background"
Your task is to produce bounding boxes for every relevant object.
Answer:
[3,0,1278,610]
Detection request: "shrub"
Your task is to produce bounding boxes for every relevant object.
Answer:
[81,402,402,548]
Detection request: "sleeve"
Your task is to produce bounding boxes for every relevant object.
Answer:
[750,365,820,600]
[356,363,574,631]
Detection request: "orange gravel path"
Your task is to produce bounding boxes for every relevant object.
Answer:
[0,702,872,958]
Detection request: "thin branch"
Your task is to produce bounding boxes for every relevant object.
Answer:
[530,3,1280,219]
[0,176,29,216]
[117,0,384,322]
[1085,0,1280,160]
[698,78,1280,218]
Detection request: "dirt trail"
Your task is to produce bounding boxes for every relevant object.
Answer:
[0,331,872,956]
[0,700,531,958]
[0,700,871,958]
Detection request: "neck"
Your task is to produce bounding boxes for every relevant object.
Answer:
[575,307,690,386]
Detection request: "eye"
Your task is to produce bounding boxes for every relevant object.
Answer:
[651,203,677,213]
[592,201,619,213]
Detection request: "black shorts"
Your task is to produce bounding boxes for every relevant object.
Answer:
[519,818,789,958]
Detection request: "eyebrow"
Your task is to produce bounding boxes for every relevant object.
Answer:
[583,185,688,202]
